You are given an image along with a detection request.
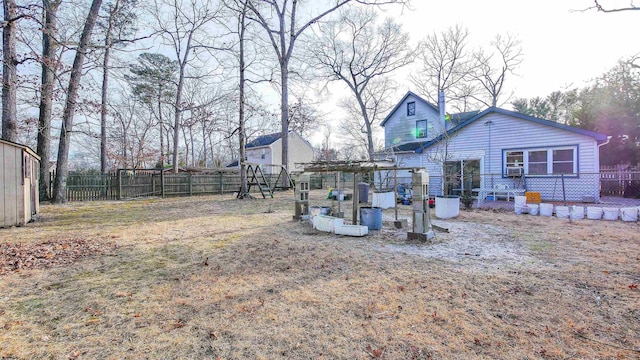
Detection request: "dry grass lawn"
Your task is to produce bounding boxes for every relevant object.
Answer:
[0,191,639,359]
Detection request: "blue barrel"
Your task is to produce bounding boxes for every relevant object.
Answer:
[359,206,382,230]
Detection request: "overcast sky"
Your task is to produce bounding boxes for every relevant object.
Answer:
[384,0,637,98]
[307,0,637,147]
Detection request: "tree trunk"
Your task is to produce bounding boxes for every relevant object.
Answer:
[100,44,111,174]
[238,3,248,197]
[37,0,60,200]
[1,0,18,142]
[171,68,186,173]
[280,60,290,184]
[355,92,374,160]
[52,0,103,203]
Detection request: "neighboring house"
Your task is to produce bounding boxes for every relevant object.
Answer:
[381,91,609,202]
[1,139,40,227]
[229,131,314,174]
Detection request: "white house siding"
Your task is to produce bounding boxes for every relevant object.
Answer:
[383,94,440,148]
[246,146,274,173]
[244,132,313,175]
[421,112,601,201]
[287,132,314,173]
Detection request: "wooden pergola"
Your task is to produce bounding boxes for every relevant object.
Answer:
[301,160,421,226]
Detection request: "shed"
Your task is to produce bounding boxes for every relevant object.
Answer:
[1,139,40,227]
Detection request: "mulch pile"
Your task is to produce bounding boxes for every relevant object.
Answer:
[0,238,118,275]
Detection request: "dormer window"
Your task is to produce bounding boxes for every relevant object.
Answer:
[407,101,416,116]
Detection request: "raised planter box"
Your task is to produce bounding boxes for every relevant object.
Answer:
[313,215,344,233]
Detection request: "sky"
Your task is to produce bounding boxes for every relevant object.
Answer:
[310,0,637,146]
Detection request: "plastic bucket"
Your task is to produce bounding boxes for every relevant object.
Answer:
[555,206,569,218]
[586,206,603,220]
[514,196,527,214]
[602,208,619,221]
[539,203,553,217]
[621,207,638,222]
[359,206,382,230]
[528,204,539,215]
[571,206,584,220]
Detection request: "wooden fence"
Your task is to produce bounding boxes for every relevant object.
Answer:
[599,168,640,197]
[56,172,331,202]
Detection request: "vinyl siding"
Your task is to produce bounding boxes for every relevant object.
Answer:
[287,132,314,173]
[244,132,313,174]
[420,112,601,201]
[383,94,440,148]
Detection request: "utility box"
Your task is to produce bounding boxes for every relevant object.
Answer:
[408,170,434,241]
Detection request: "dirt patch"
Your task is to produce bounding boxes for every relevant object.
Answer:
[378,221,543,270]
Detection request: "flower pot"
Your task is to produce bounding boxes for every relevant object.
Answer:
[435,196,460,219]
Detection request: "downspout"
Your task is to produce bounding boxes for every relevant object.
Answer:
[596,136,612,202]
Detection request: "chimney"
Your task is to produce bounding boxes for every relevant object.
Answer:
[438,91,446,133]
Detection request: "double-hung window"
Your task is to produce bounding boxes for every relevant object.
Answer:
[416,120,427,139]
[504,146,577,176]
[407,101,416,116]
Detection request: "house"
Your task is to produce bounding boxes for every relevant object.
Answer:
[1,139,40,227]
[230,131,314,174]
[381,91,609,203]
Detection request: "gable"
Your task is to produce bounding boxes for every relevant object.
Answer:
[380,91,437,127]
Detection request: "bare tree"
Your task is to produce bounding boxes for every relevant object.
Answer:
[586,0,639,12]
[97,0,140,174]
[471,33,523,107]
[151,0,224,173]
[412,25,474,112]
[243,0,408,177]
[36,0,62,199]
[311,7,412,159]
[52,0,103,203]
[287,94,325,140]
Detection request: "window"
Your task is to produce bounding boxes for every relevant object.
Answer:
[407,101,416,116]
[416,120,427,138]
[503,146,577,176]
[528,150,547,175]
[505,151,523,168]
[553,149,574,174]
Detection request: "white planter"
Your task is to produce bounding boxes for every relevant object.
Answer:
[334,224,368,236]
[313,215,344,233]
[435,196,460,219]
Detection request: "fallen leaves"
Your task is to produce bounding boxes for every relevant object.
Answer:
[0,238,118,275]
[629,283,638,290]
